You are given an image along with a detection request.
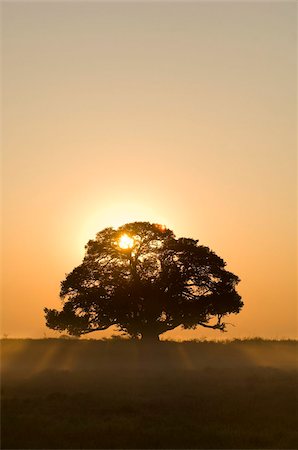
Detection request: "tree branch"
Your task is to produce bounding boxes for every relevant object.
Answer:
[198,321,225,331]
[79,325,113,335]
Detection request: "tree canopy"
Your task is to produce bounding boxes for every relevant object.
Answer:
[44,222,243,341]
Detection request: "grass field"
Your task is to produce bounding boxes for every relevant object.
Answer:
[1,338,297,449]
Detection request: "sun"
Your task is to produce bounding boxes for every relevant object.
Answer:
[118,233,134,250]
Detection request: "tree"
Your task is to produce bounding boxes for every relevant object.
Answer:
[44,222,243,341]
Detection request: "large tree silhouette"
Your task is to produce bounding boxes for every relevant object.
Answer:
[45,222,243,341]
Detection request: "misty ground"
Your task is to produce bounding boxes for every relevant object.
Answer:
[1,338,297,449]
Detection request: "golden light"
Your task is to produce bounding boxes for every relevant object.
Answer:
[118,234,134,250]
[155,223,167,232]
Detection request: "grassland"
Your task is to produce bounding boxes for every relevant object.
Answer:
[1,338,297,449]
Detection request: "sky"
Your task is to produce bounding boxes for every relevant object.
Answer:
[2,1,297,340]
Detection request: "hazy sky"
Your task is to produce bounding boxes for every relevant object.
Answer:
[2,1,297,339]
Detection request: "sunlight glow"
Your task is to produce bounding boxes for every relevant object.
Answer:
[118,234,134,250]
[155,224,167,232]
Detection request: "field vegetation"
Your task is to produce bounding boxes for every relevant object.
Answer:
[1,338,297,449]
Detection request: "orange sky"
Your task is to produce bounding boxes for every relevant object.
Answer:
[2,2,297,340]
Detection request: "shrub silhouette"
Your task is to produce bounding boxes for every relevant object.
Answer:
[44,222,243,341]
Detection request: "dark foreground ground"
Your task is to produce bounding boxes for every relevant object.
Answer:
[1,338,298,449]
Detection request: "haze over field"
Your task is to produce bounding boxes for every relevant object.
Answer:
[2,2,297,339]
[2,339,298,449]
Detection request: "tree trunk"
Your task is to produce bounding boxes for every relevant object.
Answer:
[141,330,160,343]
